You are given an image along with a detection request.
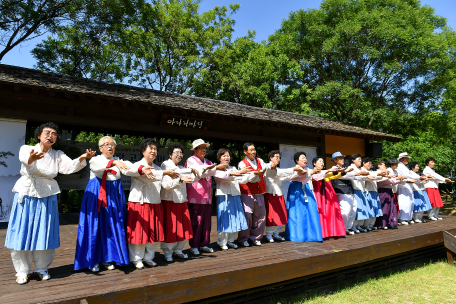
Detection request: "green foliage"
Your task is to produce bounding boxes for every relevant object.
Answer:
[59,190,84,213]
[0,151,14,167]
[75,131,144,146]
[0,0,84,61]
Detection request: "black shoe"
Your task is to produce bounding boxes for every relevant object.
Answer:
[390,225,398,229]
[421,219,427,223]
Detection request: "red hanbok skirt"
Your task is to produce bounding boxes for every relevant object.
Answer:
[312,180,346,238]
[426,188,444,208]
[393,193,400,214]
[264,193,288,226]
[161,200,193,243]
[126,201,164,245]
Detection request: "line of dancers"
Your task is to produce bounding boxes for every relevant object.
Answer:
[4,122,454,284]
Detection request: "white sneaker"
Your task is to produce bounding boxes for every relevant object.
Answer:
[143,260,157,267]
[173,252,188,259]
[134,261,144,269]
[227,242,238,249]
[254,240,262,246]
[366,227,372,231]
[241,241,249,247]
[273,235,286,241]
[400,221,409,226]
[409,220,415,224]
[190,248,200,255]
[266,237,274,243]
[350,228,360,234]
[372,227,378,230]
[414,219,422,223]
[220,245,228,250]
[398,222,402,226]
[199,246,214,253]
[437,217,443,220]
[164,255,173,262]
[16,276,28,285]
[91,264,100,272]
[38,270,51,281]
[347,230,355,235]
[102,263,115,270]
[430,217,438,221]
[383,226,388,230]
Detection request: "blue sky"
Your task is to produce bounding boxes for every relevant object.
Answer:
[2,0,455,69]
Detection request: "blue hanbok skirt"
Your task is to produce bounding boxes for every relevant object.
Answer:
[354,190,374,220]
[285,181,322,242]
[368,191,383,217]
[5,193,60,250]
[216,194,248,233]
[413,190,432,212]
[74,178,129,270]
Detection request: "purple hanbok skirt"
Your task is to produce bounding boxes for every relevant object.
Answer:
[374,188,398,228]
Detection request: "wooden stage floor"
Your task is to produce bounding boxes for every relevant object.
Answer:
[1,215,455,304]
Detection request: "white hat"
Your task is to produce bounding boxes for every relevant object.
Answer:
[398,152,411,160]
[191,139,210,151]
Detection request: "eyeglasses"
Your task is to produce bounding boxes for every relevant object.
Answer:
[173,151,183,156]
[100,143,116,148]
[42,130,58,137]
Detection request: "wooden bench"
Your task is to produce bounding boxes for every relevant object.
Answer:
[443,230,456,264]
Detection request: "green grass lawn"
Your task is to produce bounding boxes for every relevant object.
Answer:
[269,261,456,304]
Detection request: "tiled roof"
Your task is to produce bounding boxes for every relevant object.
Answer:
[0,64,401,141]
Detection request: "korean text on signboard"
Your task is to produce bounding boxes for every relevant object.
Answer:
[160,114,210,131]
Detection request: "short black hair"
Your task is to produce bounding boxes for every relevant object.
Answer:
[293,151,306,164]
[375,161,385,169]
[387,158,399,167]
[425,157,435,165]
[362,157,372,166]
[351,154,362,162]
[243,142,255,152]
[168,142,184,158]
[408,161,419,171]
[312,157,323,166]
[268,150,281,160]
[34,122,61,143]
[139,138,159,154]
[217,148,232,161]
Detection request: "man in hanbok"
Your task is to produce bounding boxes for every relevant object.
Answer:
[237,142,271,246]
[185,139,227,255]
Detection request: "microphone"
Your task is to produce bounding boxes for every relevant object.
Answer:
[49,140,54,144]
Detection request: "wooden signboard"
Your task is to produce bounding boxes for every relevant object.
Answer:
[160,114,210,131]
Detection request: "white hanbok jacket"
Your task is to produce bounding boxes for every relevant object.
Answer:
[264,164,298,196]
[160,159,201,203]
[214,166,257,196]
[13,144,86,203]
[122,159,164,204]
[423,166,447,189]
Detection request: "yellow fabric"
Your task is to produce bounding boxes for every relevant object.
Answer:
[324,172,342,182]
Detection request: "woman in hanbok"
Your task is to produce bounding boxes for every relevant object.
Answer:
[284,151,322,242]
[264,150,305,242]
[74,136,131,272]
[360,157,384,230]
[423,157,454,221]
[311,157,346,238]
[213,148,257,249]
[160,143,205,262]
[408,162,432,223]
[5,122,94,284]
[121,138,180,269]
[374,160,402,230]
[349,154,376,232]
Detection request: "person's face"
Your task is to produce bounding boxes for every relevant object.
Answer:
[270,153,281,166]
[428,160,435,168]
[363,161,372,170]
[297,154,307,168]
[314,158,324,170]
[244,145,256,160]
[99,138,116,158]
[219,151,231,165]
[390,164,398,170]
[334,156,345,167]
[170,148,183,164]
[412,164,419,172]
[400,157,410,165]
[378,163,386,170]
[195,145,207,160]
[143,144,157,164]
[38,128,58,147]
[352,157,362,168]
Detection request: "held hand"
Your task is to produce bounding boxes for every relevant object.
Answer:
[28,149,45,164]
[254,168,267,175]
[204,163,218,172]
[446,178,454,183]
[419,176,427,181]
[239,167,253,175]
[230,171,244,176]
[366,175,376,180]
[164,168,179,179]
[142,166,156,180]
[294,166,307,175]
[310,168,320,175]
[191,168,200,178]
[180,176,193,183]
[327,167,336,173]
[215,164,229,171]
[113,160,130,171]
[79,149,96,162]
[406,179,417,183]
[270,162,278,170]
[345,167,354,173]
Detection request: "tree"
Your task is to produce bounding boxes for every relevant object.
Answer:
[0,0,84,61]
[270,0,456,134]
[190,32,311,112]
[0,151,14,167]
